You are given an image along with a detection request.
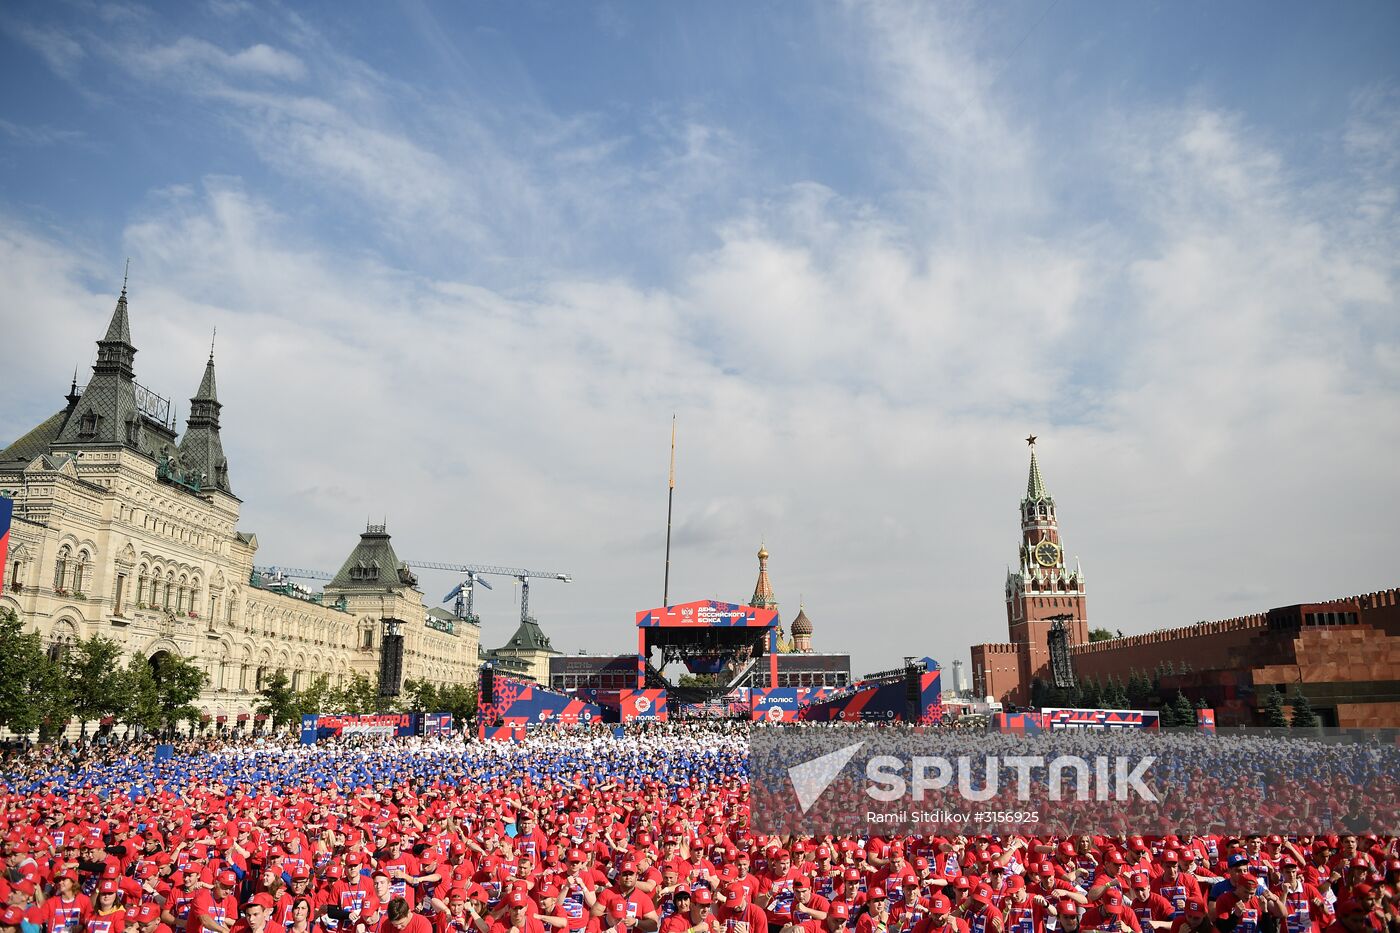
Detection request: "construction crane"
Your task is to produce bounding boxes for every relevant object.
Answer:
[438,571,493,621]
[403,560,571,626]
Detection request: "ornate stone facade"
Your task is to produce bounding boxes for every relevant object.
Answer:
[0,288,479,726]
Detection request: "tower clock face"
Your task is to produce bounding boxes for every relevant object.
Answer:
[1034,541,1060,567]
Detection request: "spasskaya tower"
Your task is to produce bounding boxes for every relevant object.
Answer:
[1004,435,1087,694]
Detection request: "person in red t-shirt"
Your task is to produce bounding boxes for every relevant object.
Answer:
[716,884,768,933]
[1271,858,1327,933]
[1321,900,1370,933]
[1166,900,1213,933]
[658,888,699,933]
[1123,876,1173,933]
[379,900,434,933]
[854,889,891,933]
[596,862,658,933]
[1000,879,1041,933]
[962,888,1003,933]
[128,900,174,933]
[232,894,286,933]
[190,872,242,933]
[1213,874,1286,933]
[43,871,92,933]
[86,880,127,933]
[913,895,968,933]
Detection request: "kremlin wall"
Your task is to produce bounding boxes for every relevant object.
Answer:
[970,440,1400,729]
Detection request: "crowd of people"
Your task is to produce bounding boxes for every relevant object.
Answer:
[0,724,1395,933]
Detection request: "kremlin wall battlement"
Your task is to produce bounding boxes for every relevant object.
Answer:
[970,438,1400,727]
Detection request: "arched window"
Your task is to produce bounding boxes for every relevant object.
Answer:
[73,550,90,595]
[137,565,149,606]
[54,545,71,590]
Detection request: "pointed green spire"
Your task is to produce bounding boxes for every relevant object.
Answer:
[103,287,132,346]
[1025,435,1048,500]
[1027,448,1046,499]
[194,354,218,403]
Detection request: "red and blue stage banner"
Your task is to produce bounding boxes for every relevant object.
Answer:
[751,687,802,722]
[1039,707,1161,730]
[994,711,1043,733]
[300,713,420,744]
[619,688,668,722]
[635,600,779,628]
[0,496,12,595]
[797,670,943,724]
[422,712,454,735]
[478,675,604,732]
[1197,708,1216,733]
[481,724,525,742]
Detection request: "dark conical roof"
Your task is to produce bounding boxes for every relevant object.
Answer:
[194,354,218,402]
[791,605,813,636]
[327,524,415,590]
[104,288,132,344]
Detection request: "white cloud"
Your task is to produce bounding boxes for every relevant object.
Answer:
[1,2,1396,677]
[135,37,305,81]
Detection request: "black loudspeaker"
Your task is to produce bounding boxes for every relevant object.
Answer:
[379,631,404,697]
[905,664,922,720]
[480,666,495,705]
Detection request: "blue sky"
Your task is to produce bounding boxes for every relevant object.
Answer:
[3,1,1398,679]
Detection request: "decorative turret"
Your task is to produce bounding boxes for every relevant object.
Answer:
[791,603,813,652]
[55,279,144,451]
[750,543,778,615]
[176,335,234,495]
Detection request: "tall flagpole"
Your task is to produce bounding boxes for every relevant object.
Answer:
[663,415,676,607]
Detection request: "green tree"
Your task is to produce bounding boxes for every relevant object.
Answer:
[334,673,397,714]
[149,653,207,735]
[296,674,335,717]
[436,682,478,723]
[0,607,72,736]
[63,635,128,737]
[1088,628,1115,643]
[1126,670,1153,709]
[121,656,164,734]
[1289,687,1320,729]
[1172,691,1195,727]
[1261,687,1288,727]
[255,669,302,730]
[402,678,440,713]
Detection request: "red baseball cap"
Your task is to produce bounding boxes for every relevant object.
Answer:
[217,870,238,887]
[972,886,992,905]
[98,879,119,895]
[247,894,274,911]
[1338,900,1366,917]
[1100,891,1124,915]
[868,887,888,901]
[1185,899,1207,917]
[134,903,161,924]
[1057,900,1080,918]
[1161,851,1180,864]
[619,860,638,874]
[509,891,529,908]
[1130,873,1150,889]
[1005,876,1026,892]
[929,895,952,915]
[724,884,746,903]
[2,907,27,926]
[693,889,713,906]
[844,868,861,882]
[830,904,851,921]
